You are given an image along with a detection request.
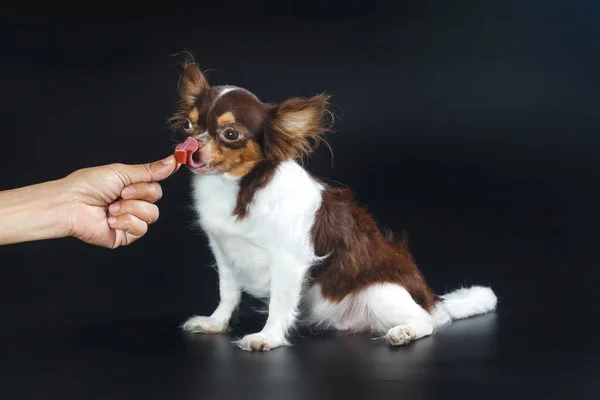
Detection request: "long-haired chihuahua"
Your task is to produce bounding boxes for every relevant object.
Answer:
[170,54,497,351]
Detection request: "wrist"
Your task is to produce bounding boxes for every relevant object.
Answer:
[38,178,75,240]
[0,178,73,245]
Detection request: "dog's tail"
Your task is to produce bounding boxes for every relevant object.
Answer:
[431,285,498,329]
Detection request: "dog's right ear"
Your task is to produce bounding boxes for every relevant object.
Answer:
[178,55,209,107]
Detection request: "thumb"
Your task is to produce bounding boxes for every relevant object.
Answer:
[117,155,180,185]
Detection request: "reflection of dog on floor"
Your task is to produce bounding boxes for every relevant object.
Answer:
[170,54,497,351]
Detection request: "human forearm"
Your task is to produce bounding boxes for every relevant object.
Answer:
[0,179,71,245]
[0,155,178,248]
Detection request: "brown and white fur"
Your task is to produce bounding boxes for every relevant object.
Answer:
[171,55,497,351]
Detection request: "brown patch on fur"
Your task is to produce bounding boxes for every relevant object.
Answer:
[217,111,236,126]
[209,139,264,178]
[264,94,332,162]
[209,90,268,140]
[233,159,278,220]
[179,57,209,107]
[189,107,199,123]
[169,63,219,134]
[309,183,436,311]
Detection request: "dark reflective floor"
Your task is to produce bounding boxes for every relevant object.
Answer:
[1,310,597,400]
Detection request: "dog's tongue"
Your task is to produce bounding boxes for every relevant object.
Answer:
[175,137,206,168]
[176,137,199,153]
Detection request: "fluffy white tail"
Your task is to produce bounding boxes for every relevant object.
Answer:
[431,285,497,328]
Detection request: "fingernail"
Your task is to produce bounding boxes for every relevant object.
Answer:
[122,186,135,198]
[108,217,117,224]
[161,155,175,165]
[109,203,120,213]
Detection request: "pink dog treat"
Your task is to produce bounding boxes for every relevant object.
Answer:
[174,137,200,166]
[174,149,188,164]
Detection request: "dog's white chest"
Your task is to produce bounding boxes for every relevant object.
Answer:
[188,162,325,299]
[191,174,272,297]
[215,234,271,297]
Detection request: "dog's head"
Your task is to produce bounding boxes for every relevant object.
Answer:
[170,57,332,177]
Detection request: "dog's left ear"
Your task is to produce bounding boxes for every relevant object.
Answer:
[178,59,210,107]
[264,94,331,162]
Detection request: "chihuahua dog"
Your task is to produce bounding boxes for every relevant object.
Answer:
[170,55,497,351]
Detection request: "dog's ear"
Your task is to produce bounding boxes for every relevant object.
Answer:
[263,94,332,162]
[178,56,210,107]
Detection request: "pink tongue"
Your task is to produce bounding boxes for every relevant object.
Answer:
[175,137,205,168]
[176,137,199,152]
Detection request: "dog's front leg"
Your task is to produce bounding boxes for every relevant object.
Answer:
[236,257,309,351]
[183,236,241,334]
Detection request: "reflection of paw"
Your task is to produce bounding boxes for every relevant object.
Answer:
[385,326,414,346]
[333,323,350,331]
[235,332,290,352]
[182,316,228,333]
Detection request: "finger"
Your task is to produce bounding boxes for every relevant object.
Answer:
[124,232,144,246]
[108,200,159,224]
[107,214,148,237]
[113,155,181,186]
[120,182,163,202]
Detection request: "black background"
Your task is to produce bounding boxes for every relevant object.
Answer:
[0,1,599,399]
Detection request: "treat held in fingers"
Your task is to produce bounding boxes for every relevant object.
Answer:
[174,149,188,165]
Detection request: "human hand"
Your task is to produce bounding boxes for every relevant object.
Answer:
[60,155,181,248]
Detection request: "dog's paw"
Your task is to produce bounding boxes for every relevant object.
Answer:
[182,316,228,334]
[235,332,290,352]
[385,325,414,346]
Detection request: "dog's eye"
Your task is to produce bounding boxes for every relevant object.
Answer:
[222,130,239,141]
[183,119,194,133]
